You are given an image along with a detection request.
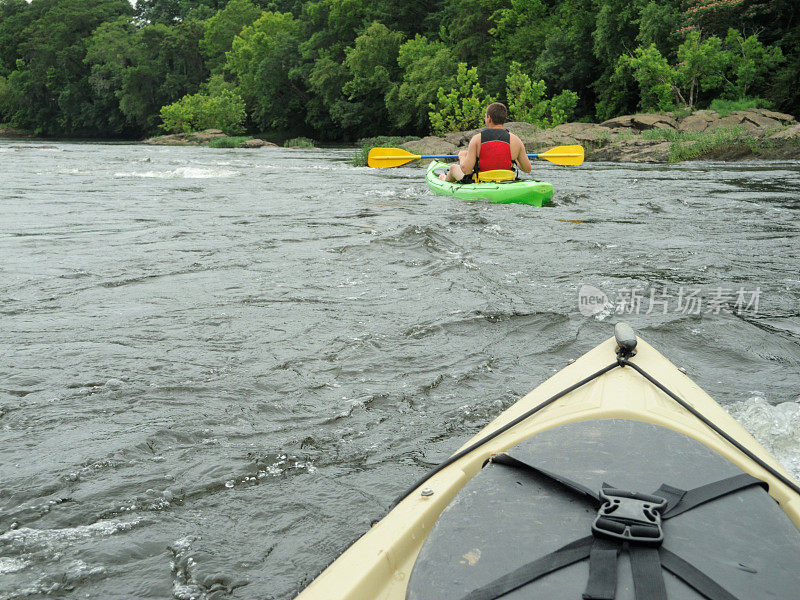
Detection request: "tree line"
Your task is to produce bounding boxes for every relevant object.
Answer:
[0,0,797,140]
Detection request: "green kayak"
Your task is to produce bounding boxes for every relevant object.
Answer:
[425,160,554,206]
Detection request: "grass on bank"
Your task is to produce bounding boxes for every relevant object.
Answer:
[640,124,800,162]
[284,137,314,148]
[708,98,773,117]
[351,136,420,166]
[208,136,253,148]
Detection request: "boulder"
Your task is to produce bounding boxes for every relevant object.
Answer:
[241,138,268,148]
[551,122,597,136]
[506,121,541,140]
[144,133,201,146]
[712,111,782,134]
[626,141,672,163]
[564,125,615,145]
[401,136,457,166]
[735,111,783,133]
[677,110,718,132]
[402,136,457,156]
[600,113,676,131]
[525,129,579,150]
[443,128,479,147]
[189,129,228,143]
[630,113,677,130]
[769,123,800,140]
[751,108,795,124]
[587,138,671,163]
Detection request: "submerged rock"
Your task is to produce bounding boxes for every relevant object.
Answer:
[240,138,278,148]
[144,129,228,146]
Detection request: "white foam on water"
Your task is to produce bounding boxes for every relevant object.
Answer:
[113,167,238,179]
[727,395,800,480]
[259,163,338,172]
[0,518,143,552]
[0,556,29,574]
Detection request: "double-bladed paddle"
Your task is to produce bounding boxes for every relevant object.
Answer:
[367,144,584,168]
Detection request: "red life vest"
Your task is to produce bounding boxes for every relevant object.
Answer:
[478,128,512,172]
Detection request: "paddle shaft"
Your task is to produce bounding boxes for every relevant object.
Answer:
[367,144,584,167]
[415,153,562,159]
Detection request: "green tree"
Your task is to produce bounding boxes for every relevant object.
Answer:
[636,1,681,58]
[549,89,579,126]
[200,0,262,73]
[4,0,132,136]
[681,0,749,38]
[299,0,372,63]
[159,88,246,133]
[386,34,457,133]
[489,0,547,69]
[440,0,508,95]
[84,18,208,135]
[505,62,577,127]
[134,0,228,24]
[724,28,784,99]
[592,0,645,120]
[529,0,598,119]
[225,11,305,130]
[0,0,35,78]
[429,62,495,135]
[338,22,403,136]
[675,30,727,109]
[506,61,547,124]
[83,17,139,136]
[618,44,676,112]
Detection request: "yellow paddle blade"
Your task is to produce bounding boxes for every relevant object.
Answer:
[367,147,421,168]
[538,144,585,166]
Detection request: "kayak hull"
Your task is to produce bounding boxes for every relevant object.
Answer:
[425,160,554,206]
[295,335,800,600]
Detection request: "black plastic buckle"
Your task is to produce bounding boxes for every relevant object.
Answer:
[592,488,666,546]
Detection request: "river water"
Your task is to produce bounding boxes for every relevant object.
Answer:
[1,140,799,599]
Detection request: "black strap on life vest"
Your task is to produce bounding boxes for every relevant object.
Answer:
[460,454,767,600]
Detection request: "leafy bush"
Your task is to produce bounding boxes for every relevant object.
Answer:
[159,89,246,135]
[505,63,578,127]
[351,135,419,166]
[429,63,495,135]
[208,136,253,148]
[284,137,314,148]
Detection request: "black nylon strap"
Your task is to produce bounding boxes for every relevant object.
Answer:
[582,538,621,600]
[659,547,740,600]
[663,473,767,519]
[460,536,594,600]
[490,454,601,506]
[629,546,667,600]
[653,483,686,512]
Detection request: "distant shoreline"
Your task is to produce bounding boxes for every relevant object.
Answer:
[6,109,800,163]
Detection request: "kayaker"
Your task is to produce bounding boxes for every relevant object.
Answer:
[438,102,533,182]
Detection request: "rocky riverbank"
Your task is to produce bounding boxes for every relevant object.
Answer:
[0,124,33,138]
[402,109,800,164]
[143,129,278,148]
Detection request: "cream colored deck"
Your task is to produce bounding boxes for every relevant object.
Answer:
[295,336,800,600]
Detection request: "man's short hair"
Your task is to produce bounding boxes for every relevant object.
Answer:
[486,102,508,125]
